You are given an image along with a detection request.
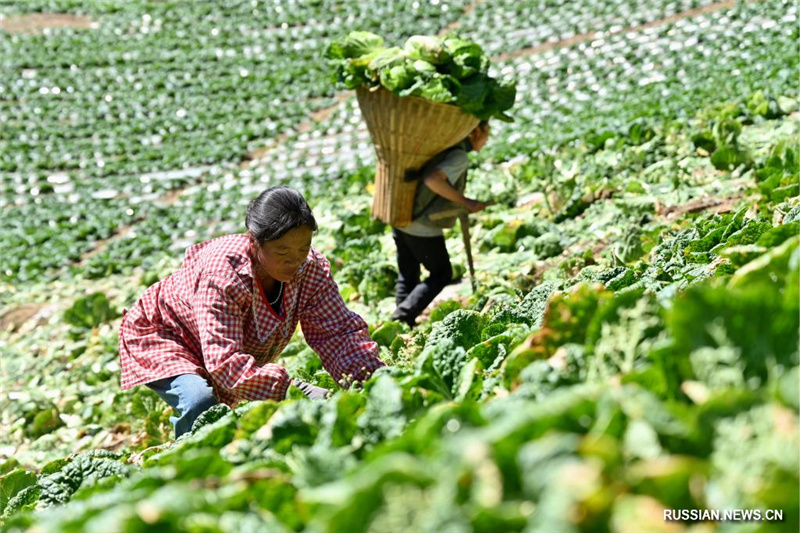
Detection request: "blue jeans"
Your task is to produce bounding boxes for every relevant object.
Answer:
[147,374,218,439]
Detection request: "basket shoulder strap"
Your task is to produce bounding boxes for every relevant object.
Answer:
[412,142,468,217]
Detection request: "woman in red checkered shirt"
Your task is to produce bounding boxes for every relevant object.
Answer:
[119,186,385,437]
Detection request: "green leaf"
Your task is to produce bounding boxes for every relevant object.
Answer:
[63,292,117,329]
[304,453,436,533]
[28,407,63,438]
[189,404,232,434]
[38,451,131,507]
[325,31,385,60]
[234,401,281,440]
[404,35,449,65]
[0,458,21,476]
[454,357,484,403]
[0,469,37,514]
[357,375,407,445]
[371,321,407,347]
[1,485,41,521]
[38,458,71,477]
[710,145,736,170]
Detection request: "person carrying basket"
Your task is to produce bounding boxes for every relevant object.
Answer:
[390,121,491,327]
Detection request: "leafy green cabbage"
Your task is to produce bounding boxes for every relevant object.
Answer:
[324,31,385,60]
[327,32,516,122]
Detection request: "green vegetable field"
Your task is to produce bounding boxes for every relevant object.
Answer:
[1,0,798,531]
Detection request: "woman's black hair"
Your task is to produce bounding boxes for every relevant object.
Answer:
[245,186,317,243]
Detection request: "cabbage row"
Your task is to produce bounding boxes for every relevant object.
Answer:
[2,94,798,530]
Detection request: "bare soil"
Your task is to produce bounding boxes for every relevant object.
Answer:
[0,13,94,34]
[0,304,48,333]
[657,196,741,219]
[78,222,140,265]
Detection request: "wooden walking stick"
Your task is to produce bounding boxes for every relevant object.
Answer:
[458,212,477,293]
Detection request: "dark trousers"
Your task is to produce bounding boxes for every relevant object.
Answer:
[391,228,453,326]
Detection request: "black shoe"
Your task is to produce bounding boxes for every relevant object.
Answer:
[391,312,415,329]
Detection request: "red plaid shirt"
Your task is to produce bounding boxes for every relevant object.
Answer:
[118,234,384,405]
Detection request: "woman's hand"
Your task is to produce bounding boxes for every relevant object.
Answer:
[291,379,331,400]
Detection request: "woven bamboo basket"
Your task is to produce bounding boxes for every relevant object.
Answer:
[356,86,479,227]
